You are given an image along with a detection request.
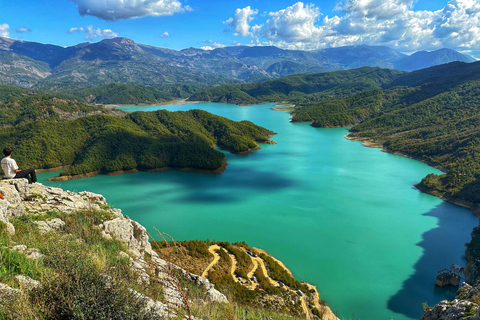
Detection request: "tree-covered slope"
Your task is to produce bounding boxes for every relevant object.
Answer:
[68,83,173,104]
[290,61,480,207]
[189,67,404,105]
[0,94,274,178]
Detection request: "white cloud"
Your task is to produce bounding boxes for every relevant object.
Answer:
[16,27,32,33]
[201,40,227,50]
[224,0,480,53]
[0,24,10,38]
[263,2,324,42]
[70,0,188,21]
[224,6,258,36]
[158,31,170,38]
[68,25,119,41]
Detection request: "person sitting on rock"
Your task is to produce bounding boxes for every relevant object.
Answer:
[1,148,37,184]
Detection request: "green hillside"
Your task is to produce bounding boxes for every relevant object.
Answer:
[189,67,404,105]
[0,94,274,179]
[69,83,173,104]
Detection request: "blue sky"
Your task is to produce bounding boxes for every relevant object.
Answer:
[1,0,480,56]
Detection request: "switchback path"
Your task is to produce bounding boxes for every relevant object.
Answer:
[202,245,239,283]
[201,245,221,278]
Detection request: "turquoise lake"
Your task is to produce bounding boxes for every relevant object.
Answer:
[39,102,478,320]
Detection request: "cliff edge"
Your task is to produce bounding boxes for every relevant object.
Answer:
[0,178,337,320]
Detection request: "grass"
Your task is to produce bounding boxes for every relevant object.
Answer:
[0,209,162,319]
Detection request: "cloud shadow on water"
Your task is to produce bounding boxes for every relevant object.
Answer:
[387,202,478,319]
[166,166,297,204]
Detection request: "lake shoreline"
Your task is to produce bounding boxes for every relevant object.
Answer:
[344,132,480,283]
[105,99,203,108]
[46,159,229,181]
[43,138,277,182]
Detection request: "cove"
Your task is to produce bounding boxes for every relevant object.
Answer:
[39,102,478,320]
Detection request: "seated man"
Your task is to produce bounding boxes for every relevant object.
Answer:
[1,148,37,184]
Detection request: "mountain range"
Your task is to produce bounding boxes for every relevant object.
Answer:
[0,37,475,89]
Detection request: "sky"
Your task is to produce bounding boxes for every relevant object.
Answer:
[1,0,480,57]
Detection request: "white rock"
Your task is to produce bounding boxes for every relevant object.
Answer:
[14,275,40,290]
[0,283,20,303]
[34,218,65,234]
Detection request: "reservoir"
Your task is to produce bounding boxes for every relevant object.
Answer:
[40,102,478,320]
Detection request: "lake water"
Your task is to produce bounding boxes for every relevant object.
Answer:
[39,102,478,320]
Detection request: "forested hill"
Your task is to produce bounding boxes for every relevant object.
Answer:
[188,67,405,105]
[0,92,274,179]
[290,60,480,210]
[282,61,480,281]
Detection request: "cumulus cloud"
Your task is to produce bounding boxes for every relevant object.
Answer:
[264,2,324,42]
[224,0,480,53]
[70,0,188,21]
[158,31,170,38]
[68,25,118,41]
[224,6,258,36]
[16,27,32,33]
[0,24,9,38]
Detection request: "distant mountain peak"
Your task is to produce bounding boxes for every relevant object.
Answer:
[101,37,137,46]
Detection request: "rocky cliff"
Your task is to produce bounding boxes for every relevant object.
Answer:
[421,282,480,320]
[0,179,337,320]
[0,178,227,319]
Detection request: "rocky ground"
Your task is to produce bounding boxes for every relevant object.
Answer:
[421,282,480,320]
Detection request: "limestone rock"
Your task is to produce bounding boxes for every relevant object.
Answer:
[12,245,44,260]
[14,275,40,290]
[0,283,20,303]
[188,273,228,303]
[25,248,44,260]
[131,289,175,318]
[6,222,15,235]
[0,199,8,224]
[0,181,25,218]
[1,178,28,193]
[34,218,65,234]
[11,244,27,252]
[130,259,150,285]
[421,299,480,320]
[99,217,153,257]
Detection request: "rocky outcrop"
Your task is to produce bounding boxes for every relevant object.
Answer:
[0,177,228,315]
[14,275,40,290]
[422,283,480,320]
[34,218,65,234]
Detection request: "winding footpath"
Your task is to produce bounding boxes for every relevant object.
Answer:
[202,245,338,320]
[201,244,221,278]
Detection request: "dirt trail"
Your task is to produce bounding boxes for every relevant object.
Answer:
[247,256,259,279]
[201,245,221,278]
[225,251,239,282]
[203,245,239,283]
[252,248,339,320]
[253,247,293,276]
[204,245,337,320]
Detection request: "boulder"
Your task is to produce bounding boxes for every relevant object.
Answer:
[99,217,153,258]
[33,218,65,234]
[11,245,44,260]
[14,275,40,290]
[0,181,24,218]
